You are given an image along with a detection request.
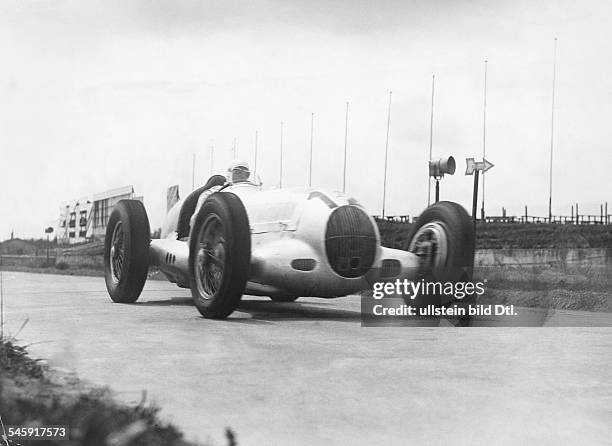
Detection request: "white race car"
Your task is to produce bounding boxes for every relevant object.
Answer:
[103,175,475,319]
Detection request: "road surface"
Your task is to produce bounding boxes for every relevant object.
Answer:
[1,272,611,445]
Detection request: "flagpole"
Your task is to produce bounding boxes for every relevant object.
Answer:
[548,38,558,222]
[279,121,284,188]
[427,75,435,206]
[342,102,349,193]
[192,153,196,190]
[382,91,392,218]
[254,130,258,175]
[481,60,488,220]
[209,143,214,176]
[1,256,4,340]
[309,113,314,187]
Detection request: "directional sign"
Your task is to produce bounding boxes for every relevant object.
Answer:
[465,158,494,175]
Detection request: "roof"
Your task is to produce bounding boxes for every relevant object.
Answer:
[93,185,134,202]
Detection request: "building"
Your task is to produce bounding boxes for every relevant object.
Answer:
[58,197,93,244]
[58,185,141,245]
[91,185,136,239]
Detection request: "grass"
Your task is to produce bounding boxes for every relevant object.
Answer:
[376,221,612,312]
[476,288,611,312]
[0,264,104,277]
[377,221,612,249]
[0,338,236,446]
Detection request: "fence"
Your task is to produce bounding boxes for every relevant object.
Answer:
[374,214,611,225]
[490,214,611,225]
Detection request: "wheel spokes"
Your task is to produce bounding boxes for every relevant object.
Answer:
[195,215,226,299]
[110,222,125,283]
[410,222,448,277]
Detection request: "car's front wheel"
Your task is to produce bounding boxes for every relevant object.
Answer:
[189,192,251,319]
[406,201,475,323]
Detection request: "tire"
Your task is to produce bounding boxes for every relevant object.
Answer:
[269,295,300,303]
[189,192,251,319]
[407,201,475,309]
[104,200,150,303]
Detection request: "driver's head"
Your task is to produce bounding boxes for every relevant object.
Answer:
[227,160,251,184]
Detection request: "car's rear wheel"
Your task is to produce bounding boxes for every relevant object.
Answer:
[407,201,475,322]
[189,192,251,319]
[104,200,150,303]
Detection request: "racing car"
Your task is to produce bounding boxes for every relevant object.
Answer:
[103,172,475,319]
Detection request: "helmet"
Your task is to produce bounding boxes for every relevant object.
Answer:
[227,160,251,184]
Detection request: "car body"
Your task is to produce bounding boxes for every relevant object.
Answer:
[153,183,419,297]
[104,177,475,318]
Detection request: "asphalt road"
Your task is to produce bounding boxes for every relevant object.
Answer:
[1,272,611,445]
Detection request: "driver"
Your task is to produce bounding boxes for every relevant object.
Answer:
[227,160,251,184]
[190,160,254,229]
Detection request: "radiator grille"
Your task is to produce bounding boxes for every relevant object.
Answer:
[325,206,377,278]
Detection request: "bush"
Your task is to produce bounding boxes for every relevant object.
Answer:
[55,261,70,270]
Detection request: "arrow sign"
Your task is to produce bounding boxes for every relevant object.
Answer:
[465,157,494,175]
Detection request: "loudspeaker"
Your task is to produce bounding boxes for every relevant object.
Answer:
[429,156,456,178]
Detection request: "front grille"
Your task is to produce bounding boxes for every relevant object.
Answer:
[325,206,377,278]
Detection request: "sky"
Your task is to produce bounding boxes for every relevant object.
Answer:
[1,0,612,239]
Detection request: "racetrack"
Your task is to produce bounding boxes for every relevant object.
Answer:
[2,272,611,445]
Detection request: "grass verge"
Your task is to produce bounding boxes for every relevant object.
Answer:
[377,221,612,249]
[0,339,235,446]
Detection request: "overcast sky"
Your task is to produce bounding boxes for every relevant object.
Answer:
[1,0,611,240]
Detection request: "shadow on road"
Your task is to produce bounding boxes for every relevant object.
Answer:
[136,296,364,323]
[137,297,194,306]
[235,300,363,323]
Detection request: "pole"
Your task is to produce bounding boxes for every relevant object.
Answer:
[279,121,284,188]
[209,144,214,176]
[481,60,488,220]
[0,255,3,340]
[192,153,195,190]
[576,203,579,225]
[309,113,314,187]
[382,91,392,218]
[548,38,558,222]
[472,170,480,229]
[254,131,258,175]
[342,102,349,193]
[435,179,440,203]
[46,234,50,265]
[427,75,435,206]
